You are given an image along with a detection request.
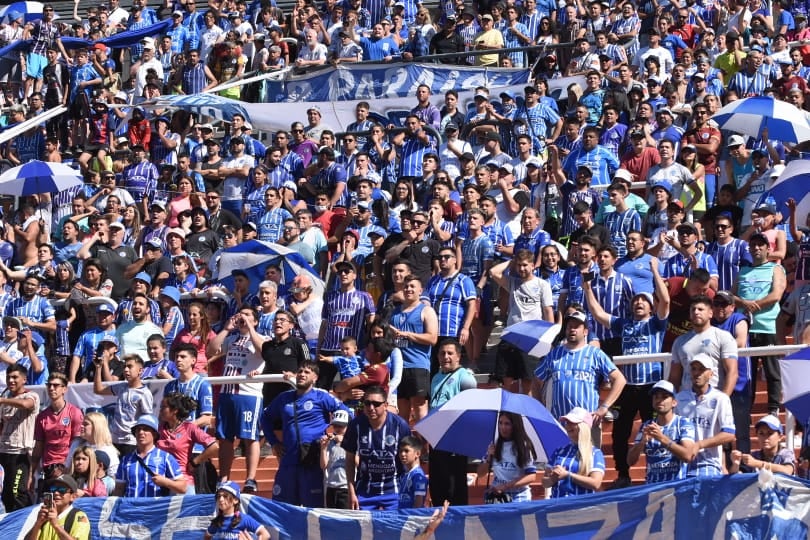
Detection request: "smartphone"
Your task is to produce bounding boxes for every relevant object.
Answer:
[582,271,596,282]
[350,193,358,208]
[42,492,53,508]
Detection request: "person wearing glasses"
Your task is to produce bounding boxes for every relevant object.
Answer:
[24,474,90,540]
[31,373,83,491]
[262,362,349,507]
[342,385,411,510]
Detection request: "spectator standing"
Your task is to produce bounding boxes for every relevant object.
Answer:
[0,365,39,510]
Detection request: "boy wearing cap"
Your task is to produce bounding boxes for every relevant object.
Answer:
[627,380,697,484]
[730,415,794,475]
[321,409,351,508]
[25,474,90,540]
[69,304,117,383]
[675,354,736,477]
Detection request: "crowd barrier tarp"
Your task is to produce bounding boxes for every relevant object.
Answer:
[264,63,531,103]
[0,473,808,539]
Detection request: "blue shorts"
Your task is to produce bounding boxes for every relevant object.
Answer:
[272,463,324,507]
[357,492,399,510]
[216,393,263,441]
[26,52,48,79]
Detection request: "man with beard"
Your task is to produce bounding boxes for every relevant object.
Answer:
[303,147,348,212]
[660,221,719,289]
[77,217,137,300]
[3,274,55,336]
[0,365,39,510]
[115,294,163,364]
[380,210,440,288]
[561,126,619,188]
[386,115,435,184]
[556,166,603,239]
[262,363,348,507]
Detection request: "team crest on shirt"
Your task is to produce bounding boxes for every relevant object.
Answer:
[384,435,396,447]
[361,436,369,444]
[284,348,291,356]
[61,418,70,426]
[273,484,281,496]
[198,236,205,242]
[118,251,128,257]
[303,400,313,411]
[421,246,429,253]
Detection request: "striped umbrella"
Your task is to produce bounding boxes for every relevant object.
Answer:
[0,160,82,196]
[711,96,810,144]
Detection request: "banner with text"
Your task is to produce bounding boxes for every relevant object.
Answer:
[0,473,808,539]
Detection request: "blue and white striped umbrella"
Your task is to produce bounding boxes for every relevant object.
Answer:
[0,2,54,24]
[780,347,810,426]
[141,93,251,124]
[415,388,569,462]
[711,96,810,144]
[500,319,562,358]
[0,160,82,196]
[762,159,810,225]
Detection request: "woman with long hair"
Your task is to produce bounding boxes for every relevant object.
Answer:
[677,144,707,222]
[167,177,200,227]
[157,392,219,496]
[172,301,217,374]
[68,445,107,497]
[544,407,605,498]
[478,412,538,502]
[389,180,419,220]
[205,482,270,540]
[244,165,270,223]
[167,254,198,292]
[642,182,673,240]
[66,412,120,477]
[121,204,142,247]
[537,16,559,44]
[74,258,113,298]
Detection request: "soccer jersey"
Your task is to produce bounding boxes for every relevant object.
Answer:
[609,315,667,384]
[548,443,605,498]
[320,289,375,351]
[206,514,264,539]
[116,445,184,497]
[634,415,696,483]
[34,403,83,467]
[491,440,536,502]
[342,412,411,498]
[706,238,752,292]
[426,271,477,338]
[676,386,735,477]
[460,234,494,282]
[534,344,617,419]
[220,333,266,397]
[398,464,428,509]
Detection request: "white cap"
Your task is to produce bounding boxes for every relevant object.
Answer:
[690,353,714,370]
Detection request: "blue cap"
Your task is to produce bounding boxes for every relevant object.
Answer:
[499,90,516,100]
[160,286,181,305]
[97,303,115,315]
[653,180,673,194]
[217,480,241,499]
[134,272,152,285]
[28,331,45,347]
[131,414,159,435]
[7,10,23,21]
[367,225,388,239]
[99,335,119,347]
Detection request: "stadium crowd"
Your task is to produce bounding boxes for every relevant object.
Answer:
[2,0,810,536]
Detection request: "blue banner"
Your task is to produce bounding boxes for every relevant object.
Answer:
[1,473,809,539]
[266,63,530,103]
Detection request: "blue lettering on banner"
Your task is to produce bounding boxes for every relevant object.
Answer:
[0,474,808,539]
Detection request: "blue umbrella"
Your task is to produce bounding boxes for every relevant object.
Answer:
[762,159,810,224]
[0,160,82,196]
[0,2,51,24]
[141,93,251,124]
[500,319,562,358]
[415,388,569,462]
[711,96,810,144]
[779,347,810,426]
[216,240,324,296]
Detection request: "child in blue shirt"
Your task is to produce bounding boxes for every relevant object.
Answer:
[398,436,428,509]
[320,336,362,403]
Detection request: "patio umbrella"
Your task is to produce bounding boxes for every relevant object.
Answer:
[779,347,810,426]
[0,160,82,196]
[500,319,562,358]
[761,159,810,224]
[710,96,810,144]
[415,388,569,462]
[216,240,324,297]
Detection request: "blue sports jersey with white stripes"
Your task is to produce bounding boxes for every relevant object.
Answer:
[460,235,494,282]
[341,411,411,498]
[676,386,735,478]
[398,134,435,177]
[662,251,719,280]
[548,443,606,498]
[4,296,55,324]
[116,446,185,497]
[634,415,696,484]
[514,227,552,258]
[560,183,602,237]
[560,262,600,309]
[609,315,667,384]
[73,328,117,377]
[534,344,617,419]
[321,289,375,351]
[604,208,641,258]
[591,272,634,342]
[257,207,293,243]
[706,239,752,292]
[123,162,159,204]
[426,271,477,338]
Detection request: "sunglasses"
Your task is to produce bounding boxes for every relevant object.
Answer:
[412,220,427,226]
[291,129,304,133]
[438,254,455,260]
[46,485,69,494]
[363,399,385,408]
[714,224,729,230]
[46,383,65,388]
[224,234,235,239]
[338,268,354,274]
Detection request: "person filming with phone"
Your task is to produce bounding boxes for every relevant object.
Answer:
[24,475,90,540]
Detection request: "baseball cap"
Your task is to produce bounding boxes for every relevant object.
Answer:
[564,311,587,324]
[633,291,655,307]
[460,152,475,161]
[150,200,167,211]
[145,238,163,251]
[97,304,115,315]
[445,122,459,131]
[650,380,676,397]
[335,260,357,273]
[755,414,783,434]
[481,13,494,21]
[47,475,79,493]
[690,353,714,370]
[367,225,388,239]
[331,410,350,425]
[676,222,698,235]
[712,290,734,305]
[474,90,489,100]
[95,450,111,470]
[109,221,125,231]
[656,107,674,117]
[561,407,593,427]
[198,123,213,131]
[613,169,633,183]
[217,481,241,499]
[691,72,706,80]
[242,222,258,233]
[526,156,543,168]
[667,199,684,211]
[357,200,371,212]
[2,316,22,330]
[727,134,746,148]
[166,227,186,239]
[99,335,119,347]
[172,9,184,17]
[754,201,776,214]
[498,163,514,174]
[141,37,155,50]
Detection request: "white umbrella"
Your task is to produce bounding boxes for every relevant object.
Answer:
[0,160,83,196]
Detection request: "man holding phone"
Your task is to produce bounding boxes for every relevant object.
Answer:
[24,475,89,540]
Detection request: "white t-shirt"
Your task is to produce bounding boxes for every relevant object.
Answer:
[222,155,256,202]
[676,387,735,476]
[507,274,553,326]
[491,440,535,501]
[222,332,266,397]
